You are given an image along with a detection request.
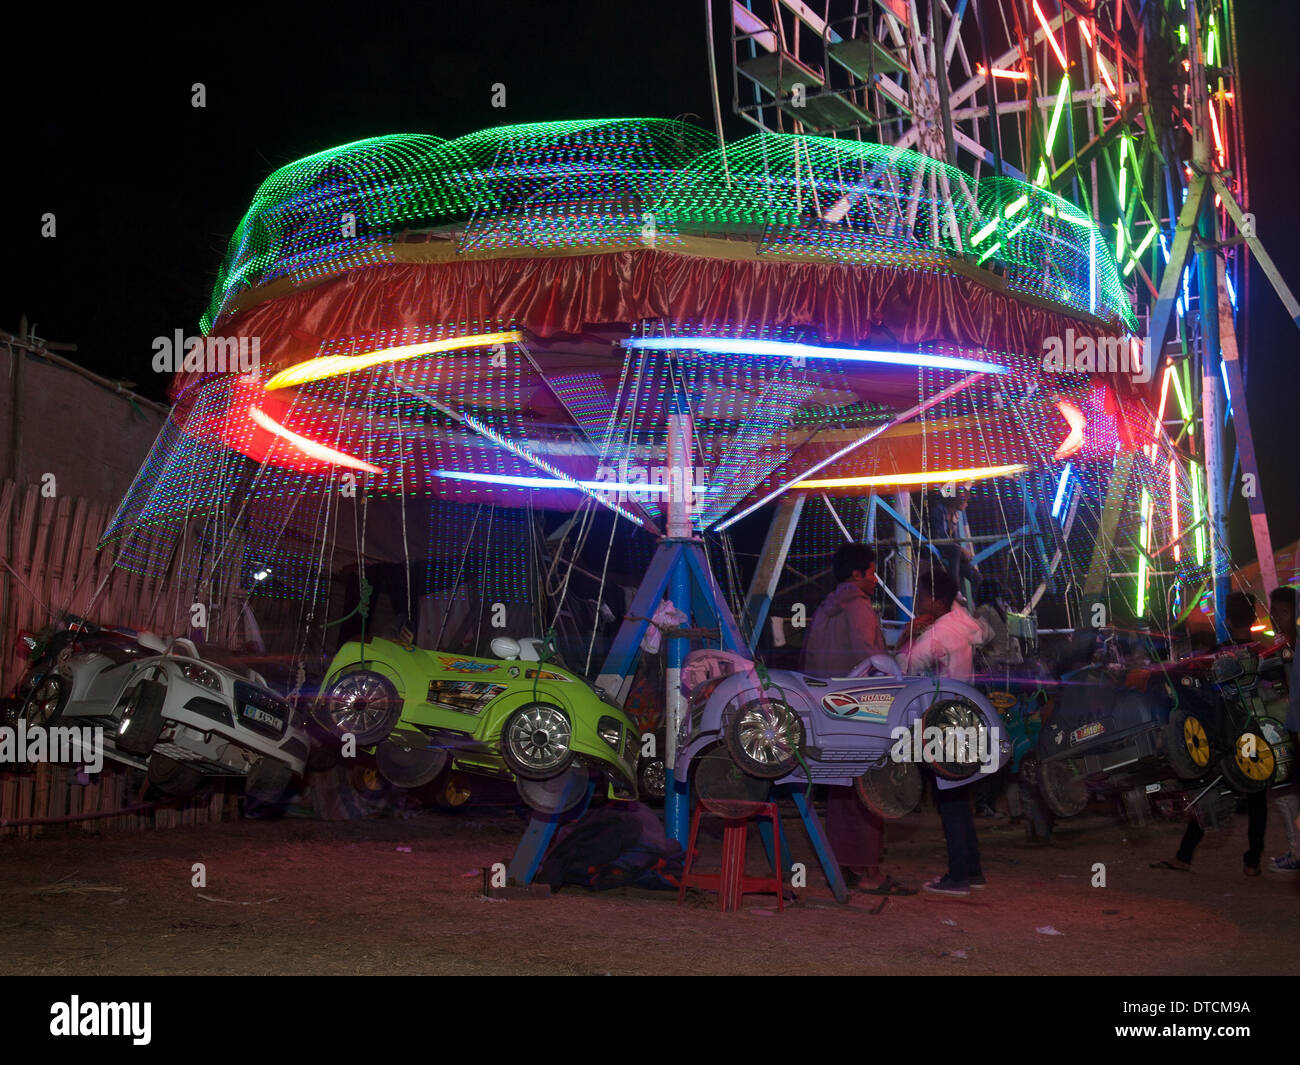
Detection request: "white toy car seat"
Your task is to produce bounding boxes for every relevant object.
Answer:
[847,653,903,679]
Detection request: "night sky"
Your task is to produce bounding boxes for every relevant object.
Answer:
[5,1,1297,556]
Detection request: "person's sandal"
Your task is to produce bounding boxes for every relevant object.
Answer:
[1150,858,1192,872]
[1243,863,1261,877]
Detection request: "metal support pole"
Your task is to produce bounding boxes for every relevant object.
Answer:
[1216,256,1279,595]
[1198,210,1230,643]
[664,388,694,843]
[744,496,804,652]
[1189,0,1229,642]
[895,491,914,615]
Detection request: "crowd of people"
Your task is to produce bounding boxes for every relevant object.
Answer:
[796,531,1300,898]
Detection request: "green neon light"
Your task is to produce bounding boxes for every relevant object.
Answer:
[1042,205,1093,226]
[972,218,999,245]
[1122,226,1158,276]
[1007,217,1031,239]
[1118,135,1129,208]
[977,241,1003,264]
[201,120,1139,335]
[1190,463,1206,566]
[1136,489,1151,617]
[1044,76,1071,159]
[1169,359,1192,420]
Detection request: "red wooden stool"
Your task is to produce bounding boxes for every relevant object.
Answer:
[678,801,784,912]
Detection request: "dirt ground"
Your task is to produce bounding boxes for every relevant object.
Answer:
[2,796,1298,976]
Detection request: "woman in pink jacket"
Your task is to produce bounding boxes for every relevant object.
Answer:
[902,569,995,895]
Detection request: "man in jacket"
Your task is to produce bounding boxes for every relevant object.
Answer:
[802,544,908,894]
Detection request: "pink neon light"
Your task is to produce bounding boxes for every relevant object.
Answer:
[1169,459,1181,562]
[1053,399,1086,460]
[1033,1,1069,70]
[1154,365,1172,439]
[1208,103,1226,164]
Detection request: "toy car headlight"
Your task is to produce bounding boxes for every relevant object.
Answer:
[182,662,223,692]
[597,717,622,750]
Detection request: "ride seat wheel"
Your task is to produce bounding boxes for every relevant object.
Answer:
[1165,709,1211,780]
[116,679,168,756]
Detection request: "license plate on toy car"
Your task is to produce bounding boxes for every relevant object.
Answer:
[241,703,283,729]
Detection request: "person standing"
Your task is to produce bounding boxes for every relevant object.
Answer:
[901,569,994,896]
[801,543,908,894]
[1271,598,1300,872]
[1155,592,1271,875]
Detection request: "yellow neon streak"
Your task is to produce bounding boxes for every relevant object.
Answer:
[248,406,384,473]
[794,464,1029,490]
[264,330,524,391]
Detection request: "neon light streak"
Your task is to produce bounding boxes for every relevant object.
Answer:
[1044,77,1070,159]
[1053,399,1086,460]
[977,240,1003,264]
[1042,205,1093,226]
[454,411,651,529]
[1206,14,1217,66]
[1169,459,1181,562]
[264,330,524,390]
[1006,217,1031,240]
[1004,195,1029,218]
[1220,360,1232,415]
[1122,227,1157,277]
[1224,268,1237,309]
[1190,462,1206,565]
[714,373,985,532]
[1155,365,1173,437]
[1051,463,1073,519]
[247,406,384,473]
[794,464,1029,490]
[1080,19,1117,95]
[620,337,1009,375]
[432,470,711,494]
[1033,1,1069,69]
[1207,103,1225,165]
[978,65,1030,80]
[1089,229,1097,314]
[1169,364,1192,420]
[972,218,999,245]
[1136,489,1151,617]
[1116,222,1125,263]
